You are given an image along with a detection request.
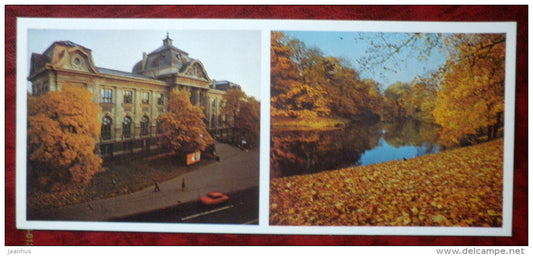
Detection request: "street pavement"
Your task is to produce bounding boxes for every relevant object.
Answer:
[31,143,259,221]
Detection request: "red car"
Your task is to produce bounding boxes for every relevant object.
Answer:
[200,191,229,205]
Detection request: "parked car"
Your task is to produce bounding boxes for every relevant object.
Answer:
[200,191,229,205]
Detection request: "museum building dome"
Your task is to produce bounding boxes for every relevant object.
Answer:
[132,34,204,80]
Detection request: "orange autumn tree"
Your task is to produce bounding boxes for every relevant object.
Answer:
[222,88,248,130]
[222,88,260,147]
[271,31,330,119]
[158,89,214,153]
[382,82,412,121]
[433,34,506,146]
[236,95,260,147]
[28,85,103,188]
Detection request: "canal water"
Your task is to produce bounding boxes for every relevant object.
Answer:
[270,120,441,178]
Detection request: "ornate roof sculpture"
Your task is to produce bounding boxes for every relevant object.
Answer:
[29,40,99,79]
[28,35,214,90]
[132,33,210,82]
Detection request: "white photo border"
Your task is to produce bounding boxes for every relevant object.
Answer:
[16,18,516,236]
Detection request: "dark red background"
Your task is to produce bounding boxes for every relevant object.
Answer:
[5,5,528,245]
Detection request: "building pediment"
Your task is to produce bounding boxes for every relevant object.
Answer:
[182,61,210,81]
[132,35,212,84]
[65,48,98,73]
[55,46,98,73]
[29,41,98,78]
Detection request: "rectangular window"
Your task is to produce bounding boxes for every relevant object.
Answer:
[142,92,150,104]
[157,93,165,105]
[102,88,112,103]
[33,84,41,96]
[124,90,133,104]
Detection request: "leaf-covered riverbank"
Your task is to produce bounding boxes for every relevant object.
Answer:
[270,138,504,226]
[271,116,349,131]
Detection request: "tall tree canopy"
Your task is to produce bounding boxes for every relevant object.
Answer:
[433,34,506,146]
[271,31,330,119]
[383,82,412,121]
[272,31,507,147]
[410,78,439,122]
[236,96,261,147]
[28,85,103,187]
[222,88,261,147]
[222,88,248,128]
[381,78,439,122]
[271,31,382,122]
[354,32,506,146]
[158,90,214,152]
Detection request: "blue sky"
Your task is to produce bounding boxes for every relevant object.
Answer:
[284,31,447,88]
[27,29,262,99]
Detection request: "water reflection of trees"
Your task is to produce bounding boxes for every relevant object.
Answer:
[382,119,440,148]
[270,120,442,178]
[270,124,381,178]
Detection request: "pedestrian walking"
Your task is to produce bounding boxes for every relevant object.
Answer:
[182,178,185,191]
[153,182,160,192]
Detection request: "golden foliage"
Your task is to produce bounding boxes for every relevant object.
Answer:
[271,32,382,121]
[221,88,260,147]
[434,34,505,146]
[158,90,214,152]
[271,32,331,119]
[270,138,503,227]
[28,85,103,185]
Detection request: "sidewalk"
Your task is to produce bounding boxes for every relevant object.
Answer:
[31,143,259,221]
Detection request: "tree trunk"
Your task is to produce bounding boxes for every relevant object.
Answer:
[487,111,502,141]
[492,111,502,139]
[487,125,494,141]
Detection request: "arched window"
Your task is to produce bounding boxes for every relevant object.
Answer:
[101,116,112,140]
[42,82,49,94]
[123,116,132,138]
[141,116,150,136]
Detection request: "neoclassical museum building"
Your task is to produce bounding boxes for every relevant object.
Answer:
[28,34,240,158]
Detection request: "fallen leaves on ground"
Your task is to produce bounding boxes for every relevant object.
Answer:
[27,156,213,214]
[270,138,503,227]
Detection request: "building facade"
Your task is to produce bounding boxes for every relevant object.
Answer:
[28,35,237,158]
